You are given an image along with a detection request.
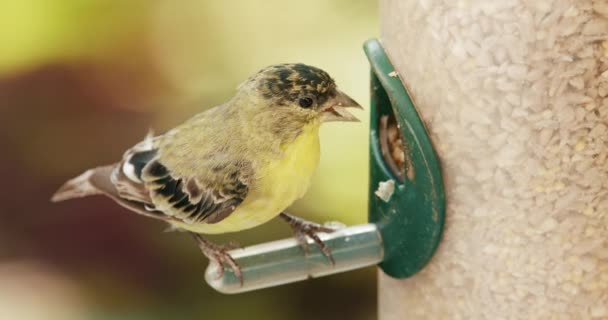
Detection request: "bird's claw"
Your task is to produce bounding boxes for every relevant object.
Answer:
[280,213,336,265]
[191,233,243,286]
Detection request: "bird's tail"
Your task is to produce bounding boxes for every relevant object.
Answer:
[51,164,169,222]
[51,165,117,202]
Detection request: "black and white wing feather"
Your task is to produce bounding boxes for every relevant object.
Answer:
[53,133,251,226]
[115,133,251,225]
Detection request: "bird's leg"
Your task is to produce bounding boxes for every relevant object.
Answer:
[279,212,336,265]
[190,233,243,285]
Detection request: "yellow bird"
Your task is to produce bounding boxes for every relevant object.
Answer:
[52,63,362,283]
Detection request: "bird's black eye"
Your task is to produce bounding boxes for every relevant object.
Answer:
[298,97,313,108]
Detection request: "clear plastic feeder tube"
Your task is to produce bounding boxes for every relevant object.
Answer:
[205,223,384,294]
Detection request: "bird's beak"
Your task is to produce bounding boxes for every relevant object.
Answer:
[320,89,363,122]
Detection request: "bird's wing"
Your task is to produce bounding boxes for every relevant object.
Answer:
[52,130,251,226]
[114,135,251,225]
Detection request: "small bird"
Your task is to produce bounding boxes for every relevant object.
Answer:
[52,63,362,284]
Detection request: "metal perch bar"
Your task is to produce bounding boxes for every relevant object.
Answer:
[205,224,384,294]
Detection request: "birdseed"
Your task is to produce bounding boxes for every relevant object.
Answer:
[379,114,407,181]
[379,0,608,318]
[375,179,396,202]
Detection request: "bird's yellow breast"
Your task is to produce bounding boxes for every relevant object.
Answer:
[176,121,321,234]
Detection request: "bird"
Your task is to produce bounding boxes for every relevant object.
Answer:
[51,63,362,284]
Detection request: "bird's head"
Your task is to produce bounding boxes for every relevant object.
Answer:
[240,63,362,124]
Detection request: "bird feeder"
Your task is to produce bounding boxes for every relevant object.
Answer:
[378,1,608,319]
[203,40,445,294]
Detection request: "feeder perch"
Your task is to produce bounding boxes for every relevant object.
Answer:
[204,39,445,294]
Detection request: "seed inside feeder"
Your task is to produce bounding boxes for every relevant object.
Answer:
[380,0,608,317]
[379,113,413,182]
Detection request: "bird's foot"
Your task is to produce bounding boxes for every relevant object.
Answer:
[279,212,336,265]
[190,233,243,285]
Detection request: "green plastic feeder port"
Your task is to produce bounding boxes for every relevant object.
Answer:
[365,38,445,278]
[203,39,445,294]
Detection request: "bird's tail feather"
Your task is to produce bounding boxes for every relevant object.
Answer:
[51,165,116,202]
[51,164,170,222]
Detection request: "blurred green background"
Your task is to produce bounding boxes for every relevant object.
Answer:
[0,1,377,319]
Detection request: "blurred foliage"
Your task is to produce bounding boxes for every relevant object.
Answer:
[0,1,377,319]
